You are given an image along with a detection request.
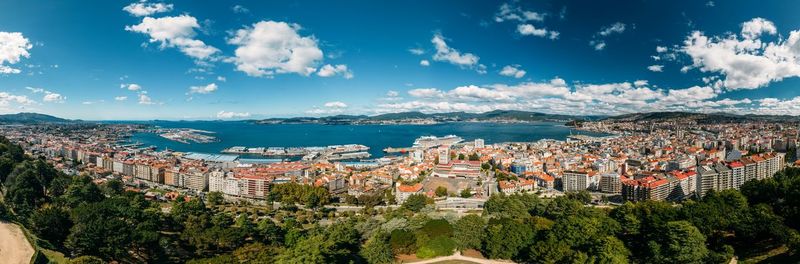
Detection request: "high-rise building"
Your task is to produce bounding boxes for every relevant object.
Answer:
[438,145,450,165]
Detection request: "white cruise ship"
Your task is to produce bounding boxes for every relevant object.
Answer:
[413,135,463,148]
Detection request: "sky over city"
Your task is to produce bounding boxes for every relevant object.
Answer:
[1,0,800,120]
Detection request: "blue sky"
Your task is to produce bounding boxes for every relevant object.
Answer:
[1,0,800,120]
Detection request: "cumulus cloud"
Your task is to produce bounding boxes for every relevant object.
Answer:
[217,110,251,119]
[43,93,65,103]
[306,101,349,115]
[590,22,627,50]
[122,2,173,17]
[323,101,348,108]
[317,64,353,79]
[496,3,559,40]
[115,96,128,101]
[121,83,142,91]
[26,87,65,103]
[0,92,35,107]
[647,65,664,72]
[138,93,154,105]
[598,22,626,36]
[0,32,33,74]
[495,3,544,23]
[188,83,218,94]
[680,17,800,90]
[431,33,485,73]
[420,60,430,66]
[499,65,526,78]
[126,15,220,61]
[656,46,668,53]
[227,21,326,77]
[376,77,732,116]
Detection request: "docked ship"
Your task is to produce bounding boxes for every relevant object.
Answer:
[413,135,463,149]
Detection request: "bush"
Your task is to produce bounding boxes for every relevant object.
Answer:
[390,229,416,254]
[419,219,453,239]
[416,236,456,259]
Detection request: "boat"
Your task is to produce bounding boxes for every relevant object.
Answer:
[412,135,463,148]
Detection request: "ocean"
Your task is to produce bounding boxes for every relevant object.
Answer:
[124,121,607,158]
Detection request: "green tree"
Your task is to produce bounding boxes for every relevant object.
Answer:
[390,229,416,254]
[454,214,485,250]
[416,236,456,259]
[30,205,73,246]
[482,218,534,260]
[402,194,429,212]
[649,221,708,264]
[361,231,394,264]
[434,186,448,197]
[460,188,472,198]
[206,191,224,206]
[102,179,124,196]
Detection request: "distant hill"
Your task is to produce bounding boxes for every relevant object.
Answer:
[602,111,800,123]
[0,112,74,124]
[255,110,592,125]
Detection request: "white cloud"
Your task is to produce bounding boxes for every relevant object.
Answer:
[0,32,33,74]
[232,5,249,14]
[376,77,735,116]
[216,76,226,82]
[115,96,128,101]
[122,2,173,17]
[138,93,154,105]
[188,83,218,94]
[495,3,545,23]
[307,101,349,115]
[681,17,800,90]
[496,3,558,40]
[598,22,626,36]
[431,33,484,73]
[647,65,664,72]
[121,83,142,91]
[656,46,668,53]
[317,64,353,79]
[741,17,776,40]
[517,24,547,37]
[409,48,425,55]
[387,91,399,97]
[499,65,526,78]
[420,60,430,66]
[323,101,348,108]
[589,23,627,50]
[42,93,65,103]
[26,86,65,103]
[217,110,251,119]
[126,15,220,61]
[591,41,606,51]
[227,21,324,77]
[408,88,445,98]
[0,92,35,106]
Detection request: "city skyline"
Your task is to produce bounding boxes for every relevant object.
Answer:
[2,0,800,120]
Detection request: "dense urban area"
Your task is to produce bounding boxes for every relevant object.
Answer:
[1,115,800,264]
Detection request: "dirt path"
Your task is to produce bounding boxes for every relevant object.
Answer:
[0,221,35,264]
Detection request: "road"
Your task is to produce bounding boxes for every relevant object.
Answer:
[0,221,35,264]
[405,251,515,264]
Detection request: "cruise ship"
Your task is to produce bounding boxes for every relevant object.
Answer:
[413,135,463,149]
